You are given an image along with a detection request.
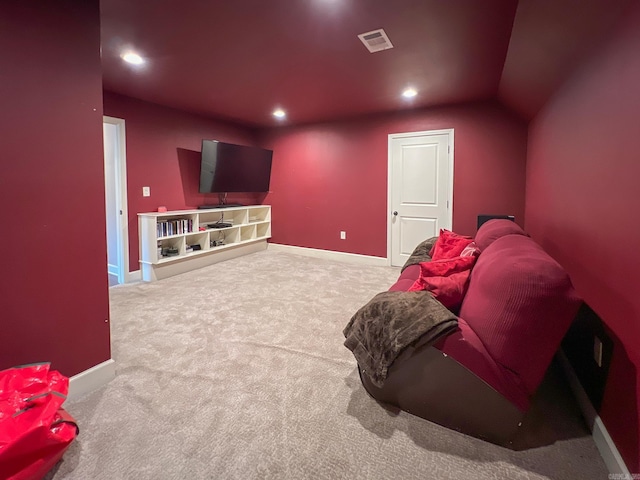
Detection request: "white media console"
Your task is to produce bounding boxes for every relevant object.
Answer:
[138,205,271,281]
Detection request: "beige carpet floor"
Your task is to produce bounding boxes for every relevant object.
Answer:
[49,249,608,479]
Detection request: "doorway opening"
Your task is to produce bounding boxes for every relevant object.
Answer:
[387,129,454,267]
[103,116,130,285]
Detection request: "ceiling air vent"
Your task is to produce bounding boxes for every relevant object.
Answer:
[358,28,394,53]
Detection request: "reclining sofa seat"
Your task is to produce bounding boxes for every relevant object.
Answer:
[360,220,581,446]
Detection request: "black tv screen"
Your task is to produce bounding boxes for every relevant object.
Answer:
[199,140,273,193]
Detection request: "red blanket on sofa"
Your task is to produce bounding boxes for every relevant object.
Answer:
[406,230,479,309]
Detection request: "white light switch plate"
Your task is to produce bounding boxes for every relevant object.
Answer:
[142,186,150,197]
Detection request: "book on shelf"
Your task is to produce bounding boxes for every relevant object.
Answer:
[157,218,194,238]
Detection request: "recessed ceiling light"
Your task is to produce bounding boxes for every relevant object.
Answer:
[402,88,418,98]
[121,52,145,65]
[273,109,286,119]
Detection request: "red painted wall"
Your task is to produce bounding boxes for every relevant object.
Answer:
[260,101,527,257]
[0,2,110,376]
[103,92,260,272]
[526,2,640,471]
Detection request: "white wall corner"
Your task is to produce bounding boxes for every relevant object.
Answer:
[67,358,116,401]
[557,350,630,476]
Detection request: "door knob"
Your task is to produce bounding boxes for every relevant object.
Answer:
[393,211,398,216]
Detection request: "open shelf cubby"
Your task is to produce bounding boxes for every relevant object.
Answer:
[240,224,257,241]
[139,205,271,281]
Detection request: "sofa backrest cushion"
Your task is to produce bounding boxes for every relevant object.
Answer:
[475,219,528,251]
[459,234,581,397]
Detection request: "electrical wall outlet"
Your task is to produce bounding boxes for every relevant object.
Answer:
[340,231,346,240]
[594,336,603,367]
[142,186,150,197]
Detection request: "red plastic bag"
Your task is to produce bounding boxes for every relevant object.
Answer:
[0,363,78,480]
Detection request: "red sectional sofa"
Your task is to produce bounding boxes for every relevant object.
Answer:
[358,220,581,446]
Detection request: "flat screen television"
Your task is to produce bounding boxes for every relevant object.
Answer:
[199,140,273,193]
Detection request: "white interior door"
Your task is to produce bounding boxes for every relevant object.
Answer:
[388,130,453,266]
[103,116,130,285]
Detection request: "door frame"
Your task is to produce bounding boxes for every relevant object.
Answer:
[387,129,455,265]
[103,115,132,284]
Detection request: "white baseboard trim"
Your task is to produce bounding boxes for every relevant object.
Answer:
[127,269,142,283]
[558,351,630,475]
[68,358,116,401]
[267,243,389,267]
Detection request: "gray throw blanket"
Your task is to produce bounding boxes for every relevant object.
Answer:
[343,290,458,387]
[401,236,438,272]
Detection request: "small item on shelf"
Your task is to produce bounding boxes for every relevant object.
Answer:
[162,247,179,257]
[158,206,168,213]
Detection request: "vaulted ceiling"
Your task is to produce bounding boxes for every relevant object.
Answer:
[100,0,631,127]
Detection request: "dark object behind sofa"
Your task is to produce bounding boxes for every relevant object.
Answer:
[477,214,515,230]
